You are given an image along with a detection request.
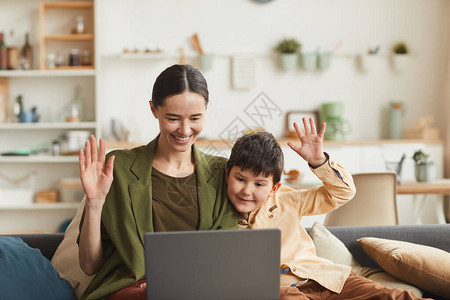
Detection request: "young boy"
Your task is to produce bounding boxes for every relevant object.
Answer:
[225,118,426,300]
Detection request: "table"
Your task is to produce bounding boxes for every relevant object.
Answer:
[396,179,450,224]
[397,179,450,194]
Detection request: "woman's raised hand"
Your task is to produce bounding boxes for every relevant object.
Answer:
[287,117,327,167]
[79,136,115,208]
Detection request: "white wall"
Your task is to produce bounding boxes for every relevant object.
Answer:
[96,0,450,143]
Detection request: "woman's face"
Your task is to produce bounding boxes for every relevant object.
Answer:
[150,91,206,153]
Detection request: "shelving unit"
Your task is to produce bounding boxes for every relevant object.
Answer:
[39,1,94,70]
[0,0,97,234]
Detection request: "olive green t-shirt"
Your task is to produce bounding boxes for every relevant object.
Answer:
[151,167,199,231]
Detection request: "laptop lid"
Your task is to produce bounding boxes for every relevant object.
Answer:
[144,229,280,300]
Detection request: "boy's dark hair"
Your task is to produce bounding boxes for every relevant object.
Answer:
[227,132,284,184]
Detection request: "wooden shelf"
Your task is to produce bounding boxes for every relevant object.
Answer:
[44,34,94,41]
[0,156,78,163]
[0,202,80,210]
[0,122,96,130]
[106,140,143,150]
[43,66,94,71]
[104,53,173,60]
[0,69,95,77]
[42,1,93,9]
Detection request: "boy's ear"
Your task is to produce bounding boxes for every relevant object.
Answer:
[269,182,281,196]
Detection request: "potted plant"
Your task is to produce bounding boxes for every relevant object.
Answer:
[412,150,436,182]
[356,45,380,73]
[391,42,410,71]
[275,38,301,71]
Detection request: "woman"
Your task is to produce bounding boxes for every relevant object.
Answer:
[78,64,238,300]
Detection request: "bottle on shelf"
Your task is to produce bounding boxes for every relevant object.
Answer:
[0,32,7,70]
[20,33,33,70]
[73,16,85,34]
[66,85,84,122]
[13,95,24,122]
[7,30,19,70]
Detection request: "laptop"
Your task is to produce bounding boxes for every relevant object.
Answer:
[144,229,281,300]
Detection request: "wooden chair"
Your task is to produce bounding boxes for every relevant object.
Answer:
[324,172,398,226]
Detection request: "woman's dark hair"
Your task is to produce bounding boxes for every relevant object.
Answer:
[227,132,284,184]
[151,64,209,108]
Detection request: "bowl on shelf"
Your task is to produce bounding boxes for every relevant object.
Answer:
[283,169,303,183]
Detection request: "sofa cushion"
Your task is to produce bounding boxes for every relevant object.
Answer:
[51,197,94,299]
[0,236,76,300]
[358,237,450,298]
[309,222,423,297]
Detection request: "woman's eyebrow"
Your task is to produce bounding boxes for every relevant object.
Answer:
[165,113,204,117]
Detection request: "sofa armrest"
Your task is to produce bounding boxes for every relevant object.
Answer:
[4,234,65,261]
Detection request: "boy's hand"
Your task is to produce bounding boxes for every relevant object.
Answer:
[287,118,327,168]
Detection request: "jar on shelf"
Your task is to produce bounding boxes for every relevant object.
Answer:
[69,49,80,66]
[81,50,91,66]
[56,51,66,67]
[47,53,56,69]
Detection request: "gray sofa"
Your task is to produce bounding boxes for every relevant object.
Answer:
[13,224,450,299]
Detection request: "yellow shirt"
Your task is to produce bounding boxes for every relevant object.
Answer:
[238,158,356,294]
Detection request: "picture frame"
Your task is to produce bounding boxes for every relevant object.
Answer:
[285,110,319,138]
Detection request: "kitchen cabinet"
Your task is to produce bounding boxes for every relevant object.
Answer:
[0,0,98,234]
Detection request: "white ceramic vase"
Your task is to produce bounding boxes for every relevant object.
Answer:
[280,53,298,71]
[391,54,410,72]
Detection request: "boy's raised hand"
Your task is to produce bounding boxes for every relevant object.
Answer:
[287,117,327,168]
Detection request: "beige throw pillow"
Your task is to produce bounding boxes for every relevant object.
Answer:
[309,222,422,297]
[358,237,450,298]
[51,197,94,299]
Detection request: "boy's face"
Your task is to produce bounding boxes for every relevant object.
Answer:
[226,166,280,219]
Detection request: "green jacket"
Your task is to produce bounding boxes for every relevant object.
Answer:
[82,137,238,300]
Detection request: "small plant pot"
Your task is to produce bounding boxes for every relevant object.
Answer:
[415,163,436,182]
[199,53,214,71]
[391,54,410,72]
[279,53,298,71]
[301,52,317,71]
[318,52,332,70]
[356,54,377,72]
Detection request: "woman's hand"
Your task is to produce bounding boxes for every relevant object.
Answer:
[79,136,115,208]
[287,117,327,168]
